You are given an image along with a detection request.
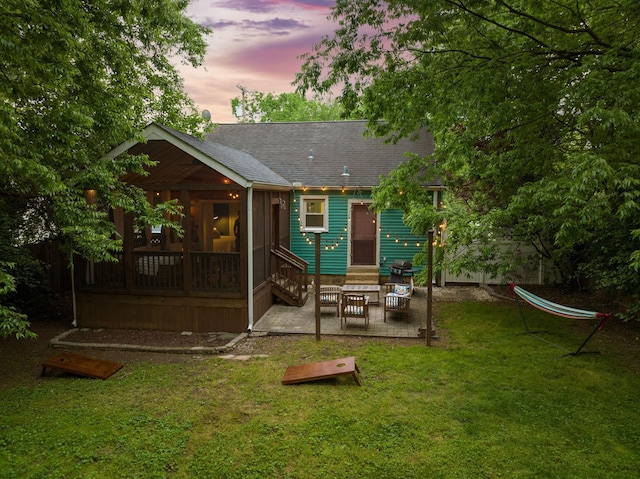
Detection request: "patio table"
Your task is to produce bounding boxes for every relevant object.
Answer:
[342,284,380,305]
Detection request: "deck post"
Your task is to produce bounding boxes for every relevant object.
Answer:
[315,232,321,341]
[426,230,434,346]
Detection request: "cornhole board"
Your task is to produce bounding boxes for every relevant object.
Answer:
[41,352,124,380]
[282,356,361,386]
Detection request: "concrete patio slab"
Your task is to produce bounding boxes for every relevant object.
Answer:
[252,286,429,338]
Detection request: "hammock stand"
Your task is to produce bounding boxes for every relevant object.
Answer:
[509,283,611,356]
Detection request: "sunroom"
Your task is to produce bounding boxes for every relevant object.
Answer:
[74,124,296,333]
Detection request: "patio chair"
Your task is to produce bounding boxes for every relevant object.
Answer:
[341,294,370,330]
[319,285,342,316]
[383,281,413,322]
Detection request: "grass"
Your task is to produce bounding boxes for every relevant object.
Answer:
[2,301,640,478]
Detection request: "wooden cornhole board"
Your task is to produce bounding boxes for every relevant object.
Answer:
[41,352,123,380]
[282,356,361,386]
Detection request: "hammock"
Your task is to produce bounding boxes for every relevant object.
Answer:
[509,283,611,356]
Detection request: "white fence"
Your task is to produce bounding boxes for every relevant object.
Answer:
[441,240,556,286]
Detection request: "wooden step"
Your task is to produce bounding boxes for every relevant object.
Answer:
[344,268,379,285]
[271,280,308,306]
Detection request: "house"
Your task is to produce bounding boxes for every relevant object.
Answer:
[206,121,441,284]
[74,121,442,334]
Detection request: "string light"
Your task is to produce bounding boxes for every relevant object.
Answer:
[291,189,429,252]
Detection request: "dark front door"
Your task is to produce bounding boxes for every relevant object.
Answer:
[351,203,376,265]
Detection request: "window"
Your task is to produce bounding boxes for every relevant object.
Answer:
[425,189,445,209]
[300,196,328,232]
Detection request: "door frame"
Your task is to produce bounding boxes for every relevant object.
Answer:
[347,199,380,268]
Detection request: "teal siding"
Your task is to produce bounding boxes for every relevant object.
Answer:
[379,209,424,274]
[289,190,426,275]
[290,190,349,274]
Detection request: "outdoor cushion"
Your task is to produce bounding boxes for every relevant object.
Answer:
[344,305,364,315]
[385,295,398,308]
[386,294,407,308]
[320,294,338,303]
[394,284,410,297]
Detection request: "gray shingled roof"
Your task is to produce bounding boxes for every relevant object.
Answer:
[155,123,290,187]
[206,121,437,188]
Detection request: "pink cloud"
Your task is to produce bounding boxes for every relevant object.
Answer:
[181,0,336,122]
[215,0,334,12]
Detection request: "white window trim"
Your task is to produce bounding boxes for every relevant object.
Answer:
[300,195,329,233]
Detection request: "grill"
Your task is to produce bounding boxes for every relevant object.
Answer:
[389,259,413,283]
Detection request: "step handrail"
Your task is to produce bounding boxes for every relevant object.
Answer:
[271,246,309,305]
[271,246,308,272]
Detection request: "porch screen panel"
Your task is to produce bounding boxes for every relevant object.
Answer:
[253,192,267,287]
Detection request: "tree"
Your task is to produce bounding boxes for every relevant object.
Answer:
[296,0,640,318]
[230,90,361,122]
[0,0,211,337]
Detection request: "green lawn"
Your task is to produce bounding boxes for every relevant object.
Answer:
[2,301,639,478]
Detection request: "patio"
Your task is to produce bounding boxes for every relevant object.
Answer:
[252,286,430,338]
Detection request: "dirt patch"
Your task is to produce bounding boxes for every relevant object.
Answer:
[59,328,235,349]
[0,319,227,389]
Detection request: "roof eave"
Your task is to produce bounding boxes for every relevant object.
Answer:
[104,123,254,188]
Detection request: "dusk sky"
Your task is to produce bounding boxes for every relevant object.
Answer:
[180,0,337,124]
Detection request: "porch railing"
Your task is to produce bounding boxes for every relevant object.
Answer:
[270,246,309,306]
[190,252,240,292]
[81,254,125,289]
[79,251,240,294]
[133,252,183,290]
